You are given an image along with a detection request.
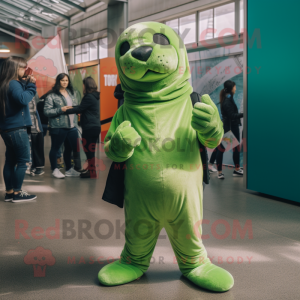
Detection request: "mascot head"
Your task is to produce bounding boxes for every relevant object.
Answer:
[115,22,192,102]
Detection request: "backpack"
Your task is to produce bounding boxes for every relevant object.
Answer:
[102,92,210,208]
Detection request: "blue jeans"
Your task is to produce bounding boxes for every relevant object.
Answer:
[49,127,79,171]
[44,124,62,158]
[1,128,30,191]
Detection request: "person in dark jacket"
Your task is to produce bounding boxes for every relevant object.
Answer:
[0,56,37,202]
[28,93,45,176]
[216,80,243,179]
[44,73,82,179]
[38,95,64,169]
[65,76,101,178]
[37,98,49,136]
[114,83,124,108]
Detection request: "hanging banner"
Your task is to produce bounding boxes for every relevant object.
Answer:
[28,35,68,97]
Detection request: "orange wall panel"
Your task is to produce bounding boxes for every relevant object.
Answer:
[100,57,120,142]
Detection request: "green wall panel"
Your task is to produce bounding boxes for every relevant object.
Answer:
[247,0,300,202]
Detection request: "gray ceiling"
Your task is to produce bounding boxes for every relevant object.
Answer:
[0,0,102,35]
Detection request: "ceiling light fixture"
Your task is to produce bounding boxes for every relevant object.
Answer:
[0,44,10,53]
[41,0,51,5]
[42,11,54,17]
[31,7,43,13]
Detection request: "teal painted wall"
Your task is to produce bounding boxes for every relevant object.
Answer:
[247,1,300,202]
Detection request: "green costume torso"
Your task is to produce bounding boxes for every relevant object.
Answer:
[108,94,203,200]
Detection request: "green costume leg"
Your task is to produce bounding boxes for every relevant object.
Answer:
[165,187,234,292]
[98,190,163,286]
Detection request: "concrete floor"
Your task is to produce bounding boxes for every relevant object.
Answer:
[0,136,300,300]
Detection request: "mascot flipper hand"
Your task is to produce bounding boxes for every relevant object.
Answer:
[98,21,233,292]
[104,120,141,162]
[191,95,224,148]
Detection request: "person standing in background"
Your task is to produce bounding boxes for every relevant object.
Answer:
[70,87,83,173]
[208,148,218,173]
[0,56,37,202]
[37,97,49,137]
[216,80,243,179]
[44,73,82,179]
[37,96,64,169]
[65,77,100,178]
[114,83,124,108]
[28,93,45,176]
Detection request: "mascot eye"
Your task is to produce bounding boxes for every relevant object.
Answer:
[120,42,130,56]
[153,33,170,45]
[43,67,47,70]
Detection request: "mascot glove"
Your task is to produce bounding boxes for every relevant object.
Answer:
[191,94,224,149]
[105,121,142,162]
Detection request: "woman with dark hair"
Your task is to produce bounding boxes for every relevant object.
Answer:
[0,56,37,202]
[65,76,100,178]
[216,80,243,179]
[44,73,82,179]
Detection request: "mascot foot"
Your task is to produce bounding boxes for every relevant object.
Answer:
[185,262,234,292]
[98,260,144,286]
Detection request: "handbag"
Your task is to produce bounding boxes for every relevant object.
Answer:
[221,120,240,151]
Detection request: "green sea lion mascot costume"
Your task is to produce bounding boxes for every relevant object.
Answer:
[98,21,234,292]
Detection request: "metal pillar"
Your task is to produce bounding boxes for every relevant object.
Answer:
[107,0,128,57]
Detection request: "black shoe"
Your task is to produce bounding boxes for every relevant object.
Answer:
[218,173,225,179]
[30,168,45,176]
[80,170,91,178]
[233,169,243,176]
[75,168,88,174]
[12,191,37,203]
[4,193,14,202]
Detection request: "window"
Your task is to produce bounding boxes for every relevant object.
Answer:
[99,37,108,59]
[214,3,235,38]
[179,14,196,44]
[164,1,241,48]
[199,9,213,41]
[75,45,82,64]
[166,19,179,35]
[81,43,89,62]
[240,0,244,33]
[73,37,108,64]
[90,40,98,60]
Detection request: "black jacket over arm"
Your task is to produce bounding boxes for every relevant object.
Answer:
[65,91,100,130]
[114,84,124,108]
[114,84,124,100]
[221,94,243,133]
